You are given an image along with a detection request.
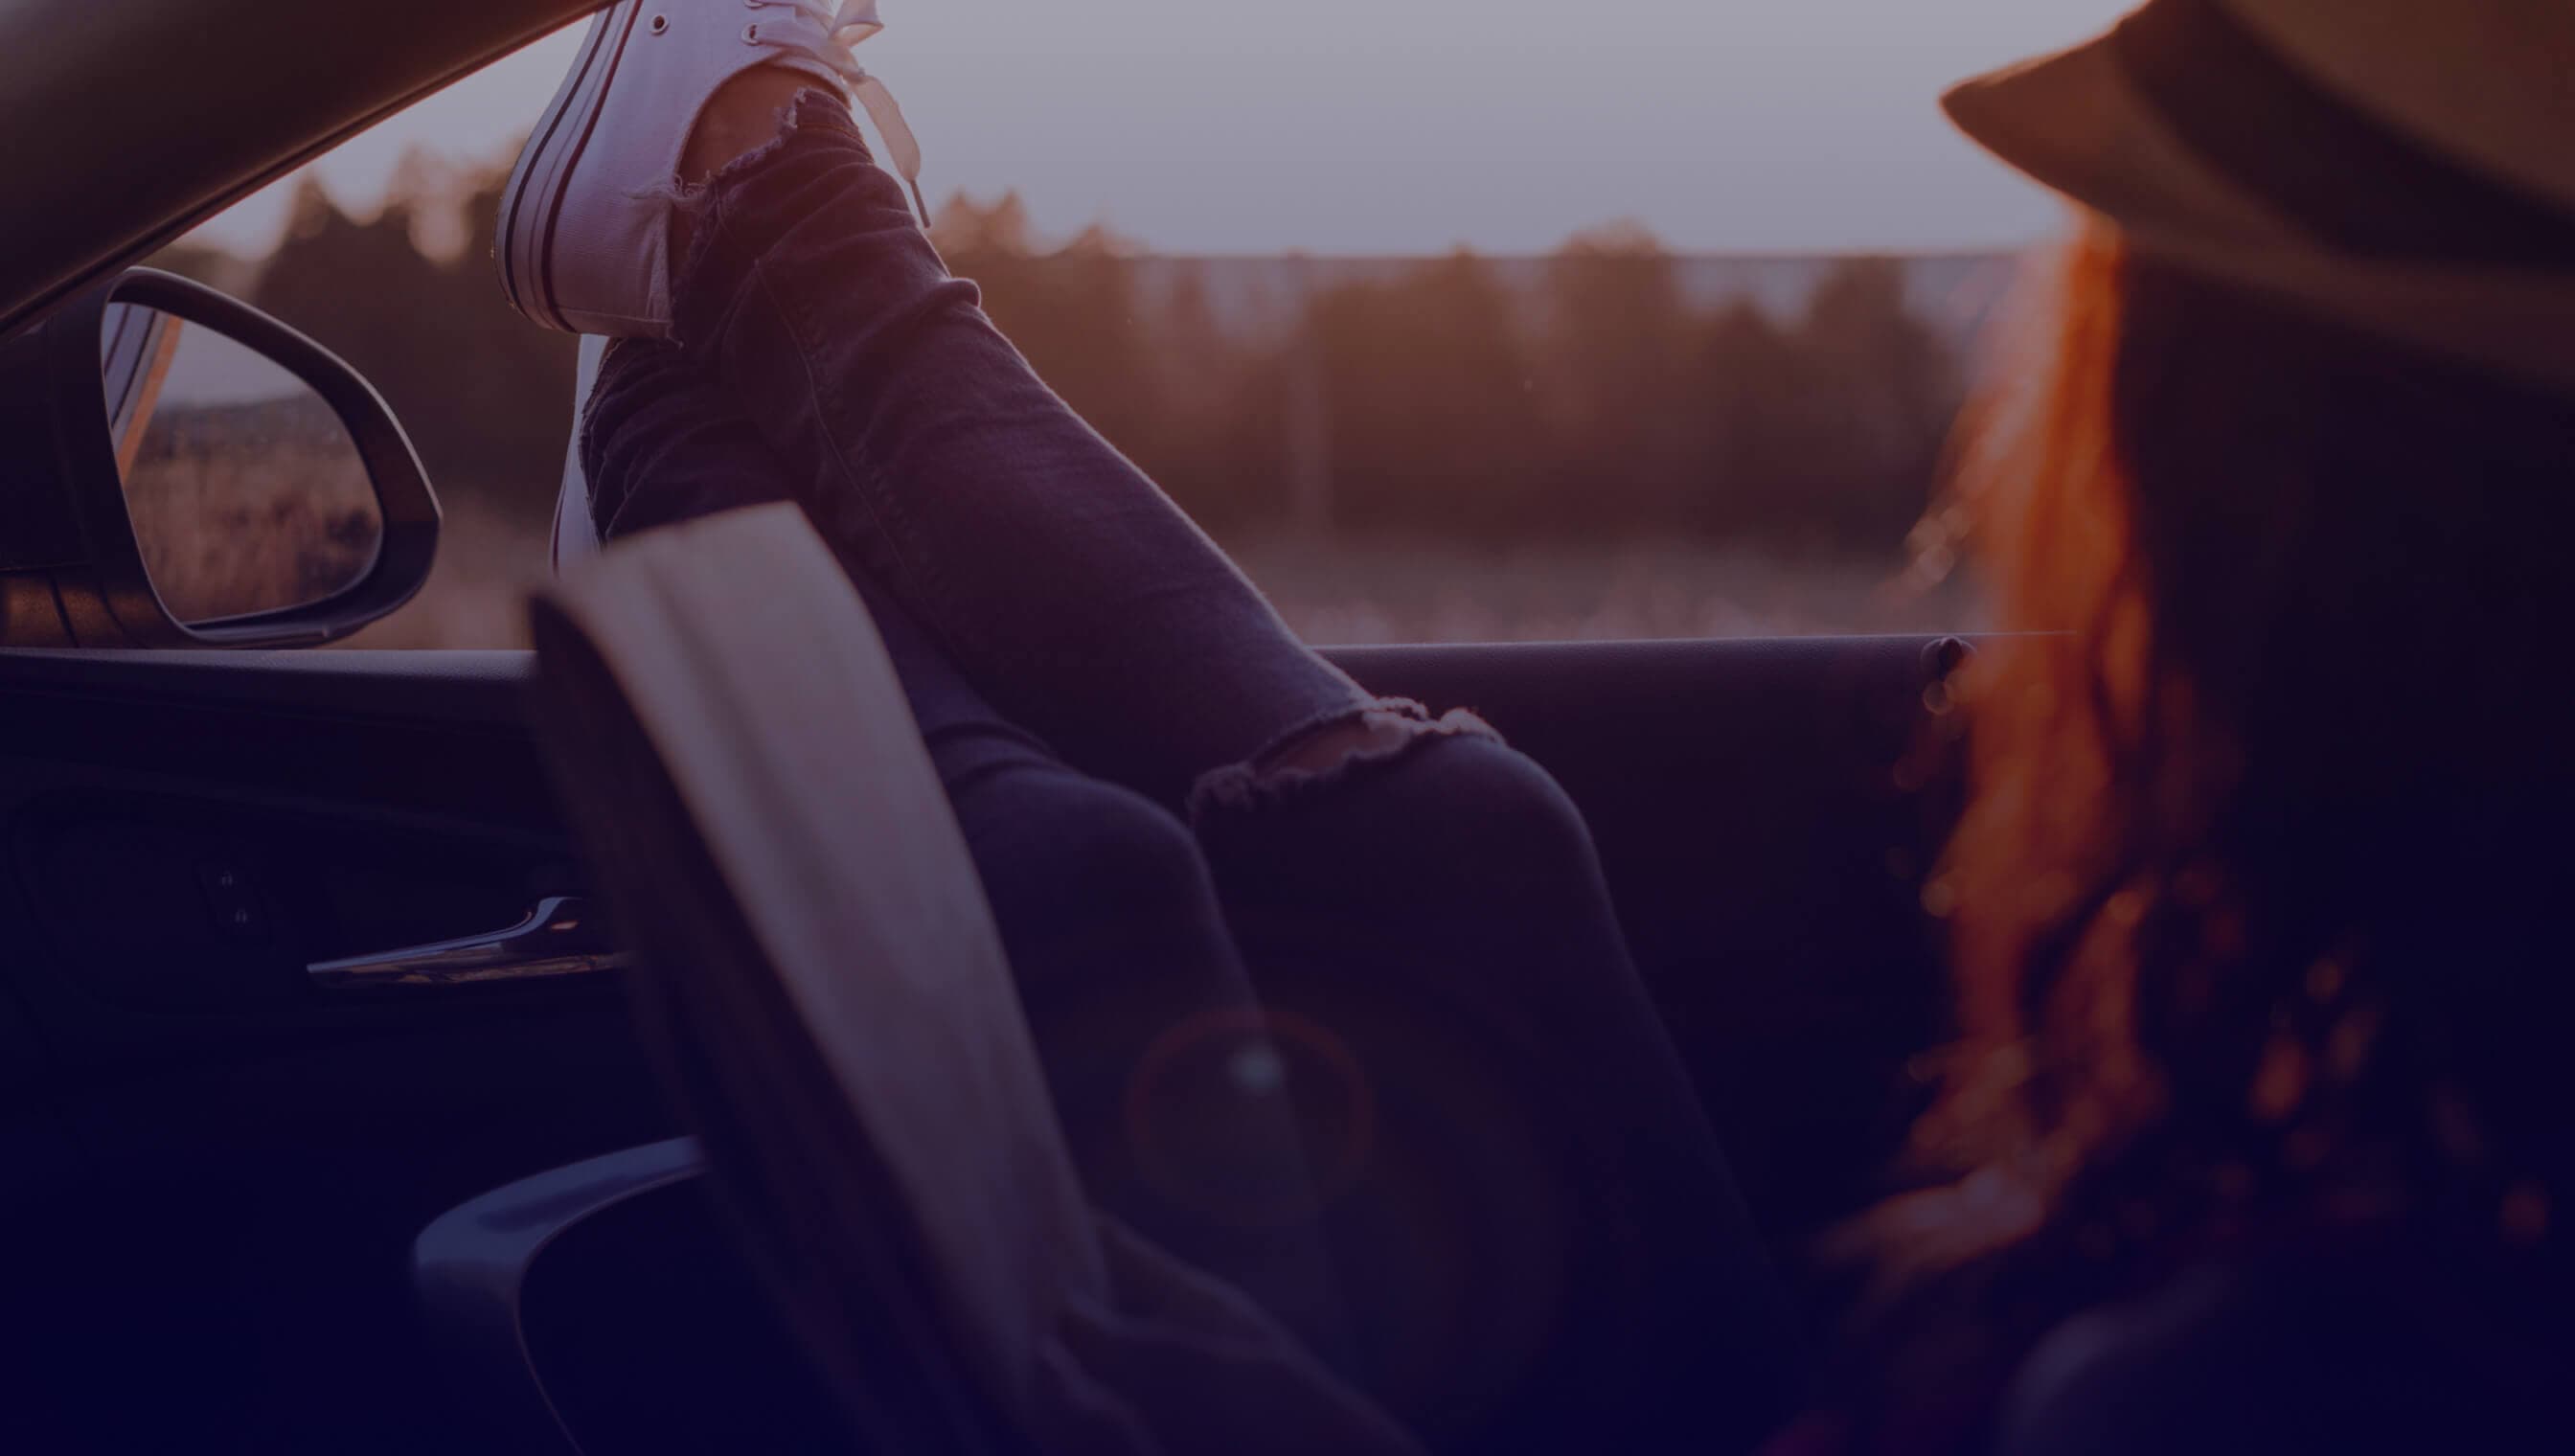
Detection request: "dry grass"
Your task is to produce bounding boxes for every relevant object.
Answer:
[125,402,379,624]
[1229,534,1985,645]
[343,496,552,648]
[336,496,1985,651]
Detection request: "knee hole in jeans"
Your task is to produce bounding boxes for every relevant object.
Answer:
[1188,700,1502,822]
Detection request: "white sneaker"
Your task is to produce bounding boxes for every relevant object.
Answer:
[496,0,923,338]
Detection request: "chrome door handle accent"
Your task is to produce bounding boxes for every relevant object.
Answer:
[308,896,628,990]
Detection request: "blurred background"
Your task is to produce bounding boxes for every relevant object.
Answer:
[145,3,2129,647]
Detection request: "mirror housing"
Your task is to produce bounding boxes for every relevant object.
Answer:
[0,267,440,648]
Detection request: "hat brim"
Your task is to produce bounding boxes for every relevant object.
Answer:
[1945,34,2575,398]
[1945,37,2302,254]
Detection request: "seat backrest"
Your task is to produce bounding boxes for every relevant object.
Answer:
[526,504,1106,1456]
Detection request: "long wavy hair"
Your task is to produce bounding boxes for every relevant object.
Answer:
[1867,219,2575,1385]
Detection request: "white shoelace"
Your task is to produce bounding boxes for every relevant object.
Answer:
[743,0,928,220]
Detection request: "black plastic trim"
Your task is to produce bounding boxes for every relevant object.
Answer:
[0,268,443,648]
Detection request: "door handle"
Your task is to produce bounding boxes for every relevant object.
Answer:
[308,896,629,990]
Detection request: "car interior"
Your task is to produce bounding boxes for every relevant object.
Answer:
[1,2,1969,1449]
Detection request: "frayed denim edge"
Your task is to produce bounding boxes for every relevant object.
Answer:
[1187,698,1503,823]
[664,88,862,347]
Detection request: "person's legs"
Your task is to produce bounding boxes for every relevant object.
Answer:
[653,91,1804,1449]
[580,337,1348,1354]
[1195,730,1806,1455]
[671,90,1383,804]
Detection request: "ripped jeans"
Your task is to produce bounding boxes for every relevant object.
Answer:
[578,93,1797,1455]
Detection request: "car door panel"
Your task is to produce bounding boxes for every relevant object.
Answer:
[0,637,1956,1450]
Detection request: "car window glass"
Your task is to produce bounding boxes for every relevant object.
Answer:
[161,4,2127,648]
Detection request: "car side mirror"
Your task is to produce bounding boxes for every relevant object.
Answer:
[0,267,440,648]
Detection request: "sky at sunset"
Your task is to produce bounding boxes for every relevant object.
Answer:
[195,0,2133,258]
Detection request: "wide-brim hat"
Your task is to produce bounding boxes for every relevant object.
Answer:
[1944,0,2575,395]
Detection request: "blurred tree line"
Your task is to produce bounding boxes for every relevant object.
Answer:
[157,157,1964,557]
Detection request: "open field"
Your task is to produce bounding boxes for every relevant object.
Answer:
[342,500,1986,651]
[125,398,380,624]
[1227,534,1984,645]
[342,500,552,648]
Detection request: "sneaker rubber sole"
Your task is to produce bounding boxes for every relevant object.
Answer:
[497,3,646,333]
